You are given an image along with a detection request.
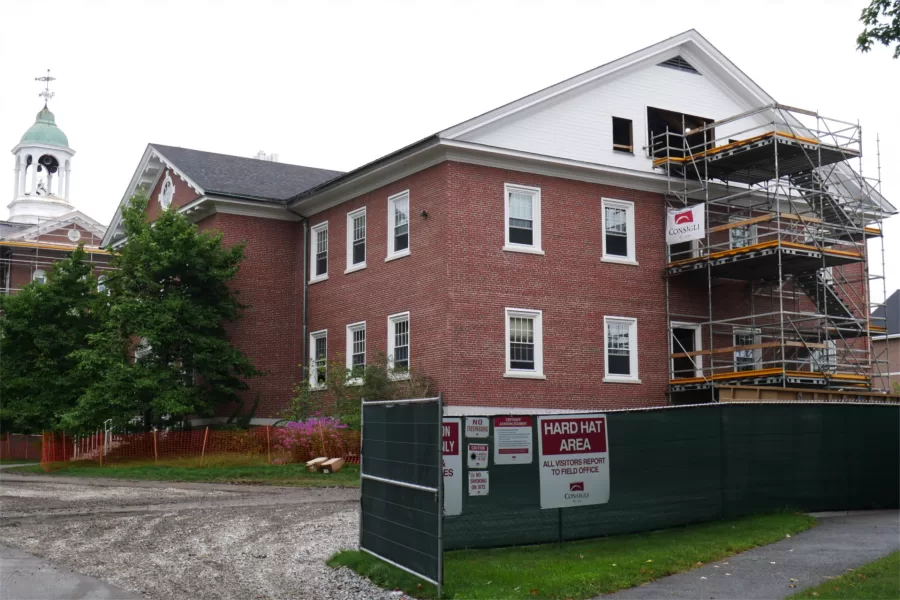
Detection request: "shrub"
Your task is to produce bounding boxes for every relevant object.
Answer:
[272,415,350,462]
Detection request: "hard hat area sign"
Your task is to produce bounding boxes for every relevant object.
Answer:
[537,414,610,509]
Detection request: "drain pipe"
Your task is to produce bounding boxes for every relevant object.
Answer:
[287,204,309,384]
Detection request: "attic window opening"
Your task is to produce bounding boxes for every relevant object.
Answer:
[647,107,714,159]
[658,55,700,75]
[612,117,633,153]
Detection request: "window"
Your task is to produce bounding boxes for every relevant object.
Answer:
[309,330,327,388]
[97,275,107,294]
[729,218,757,249]
[158,172,175,209]
[387,191,410,260]
[612,117,633,153]
[32,269,46,284]
[604,317,639,383]
[346,322,366,382]
[503,184,542,254]
[346,207,366,272]
[310,222,328,282]
[504,308,544,378]
[733,328,761,371]
[135,337,152,361]
[387,312,410,375]
[601,198,636,264]
[810,340,836,373]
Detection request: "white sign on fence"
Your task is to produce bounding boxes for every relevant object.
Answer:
[493,416,533,464]
[468,470,489,496]
[465,417,490,438]
[666,204,705,244]
[538,414,610,509]
[442,418,462,516]
[467,443,488,468]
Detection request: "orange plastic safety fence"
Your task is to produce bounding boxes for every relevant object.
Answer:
[40,427,361,468]
[0,434,42,461]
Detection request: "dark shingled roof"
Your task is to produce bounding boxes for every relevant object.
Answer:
[872,289,900,336]
[151,144,344,203]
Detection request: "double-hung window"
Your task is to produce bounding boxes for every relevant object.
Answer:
[32,269,46,284]
[346,322,366,382]
[310,222,328,283]
[387,312,410,376]
[733,328,761,371]
[309,330,327,388]
[504,308,544,378]
[387,191,410,260]
[504,184,542,254]
[729,217,757,249]
[604,316,639,382]
[601,198,636,264]
[346,207,366,272]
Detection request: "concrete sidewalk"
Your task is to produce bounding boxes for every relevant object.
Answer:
[604,510,899,600]
[0,544,143,599]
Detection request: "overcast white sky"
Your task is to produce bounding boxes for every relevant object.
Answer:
[1,0,897,297]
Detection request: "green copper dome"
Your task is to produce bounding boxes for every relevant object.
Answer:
[19,106,69,148]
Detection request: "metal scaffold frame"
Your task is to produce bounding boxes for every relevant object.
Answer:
[653,103,893,399]
[0,215,112,295]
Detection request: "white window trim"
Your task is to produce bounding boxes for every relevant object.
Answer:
[386,190,411,261]
[387,311,411,380]
[670,321,702,378]
[733,327,762,371]
[603,316,641,383]
[728,217,758,250]
[601,198,637,265]
[32,269,46,284]
[309,330,328,389]
[504,307,545,379]
[346,321,366,385]
[345,207,367,274]
[310,221,329,283]
[503,183,544,255]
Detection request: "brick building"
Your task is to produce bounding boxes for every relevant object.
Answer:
[3,86,111,296]
[103,30,897,421]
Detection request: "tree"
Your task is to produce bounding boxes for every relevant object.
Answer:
[64,193,260,431]
[858,0,900,58]
[0,247,101,433]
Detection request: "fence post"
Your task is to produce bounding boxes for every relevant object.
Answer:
[99,432,103,467]
[266,425,271,464]
[200,426,209,467]
[7,434,11,459]
[153,430,159,463]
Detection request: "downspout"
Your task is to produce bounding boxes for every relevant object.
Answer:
[287,203,309,385]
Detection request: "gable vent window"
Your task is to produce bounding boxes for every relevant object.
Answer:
[658,55,700,75]
[612,117,633,153]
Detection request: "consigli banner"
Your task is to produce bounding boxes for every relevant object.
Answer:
[666,204,705,244]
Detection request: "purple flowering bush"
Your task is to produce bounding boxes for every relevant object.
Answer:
[272,415,352,462]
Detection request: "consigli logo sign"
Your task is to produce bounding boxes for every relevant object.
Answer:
[673,210,694,224]
[666,205,705,244]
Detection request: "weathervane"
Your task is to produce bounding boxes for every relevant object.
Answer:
[36,69,56,107]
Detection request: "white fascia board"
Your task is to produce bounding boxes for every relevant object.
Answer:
[11,142,77,156]
[202,196,300,221]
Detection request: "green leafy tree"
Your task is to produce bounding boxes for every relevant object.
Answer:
[0,247,101,433]
[858,0,900,58]
[64,193,260,431]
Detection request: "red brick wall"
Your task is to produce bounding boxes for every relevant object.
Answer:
[196,212,304,419]
[146,168,202,222]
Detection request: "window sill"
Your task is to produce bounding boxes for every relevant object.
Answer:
[601,256,639,266]
[344,263,367,274]
[385,250,410,263]
[389,371,411,381]
[503,245,545,256]
[504,372,547,380]
[603,376,642,384]
[309,275,329,284]
[346,378,363,387]
[309,385,326,392]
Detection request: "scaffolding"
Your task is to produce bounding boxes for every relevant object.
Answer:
[0,216,112,295]
[652,104,894,400]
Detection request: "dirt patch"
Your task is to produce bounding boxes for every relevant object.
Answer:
[0,477,399,599]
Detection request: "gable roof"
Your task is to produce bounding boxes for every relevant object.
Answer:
[2,210,106,242]
[151,144,343,203]
[873,290,900,337]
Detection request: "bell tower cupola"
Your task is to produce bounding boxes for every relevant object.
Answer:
[8,70,76,225]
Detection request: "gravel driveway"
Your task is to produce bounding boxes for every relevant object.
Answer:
[0,471,400,600]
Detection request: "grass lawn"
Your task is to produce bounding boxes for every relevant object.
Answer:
[0,458,40,465]
[789,551,899,599]
[329,512,816,599]
[7,456,359,487]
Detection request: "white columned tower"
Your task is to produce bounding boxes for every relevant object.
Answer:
[7,70,76,225]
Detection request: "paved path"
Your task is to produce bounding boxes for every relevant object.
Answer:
[604,510,900,599]
[1,544,144,599]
